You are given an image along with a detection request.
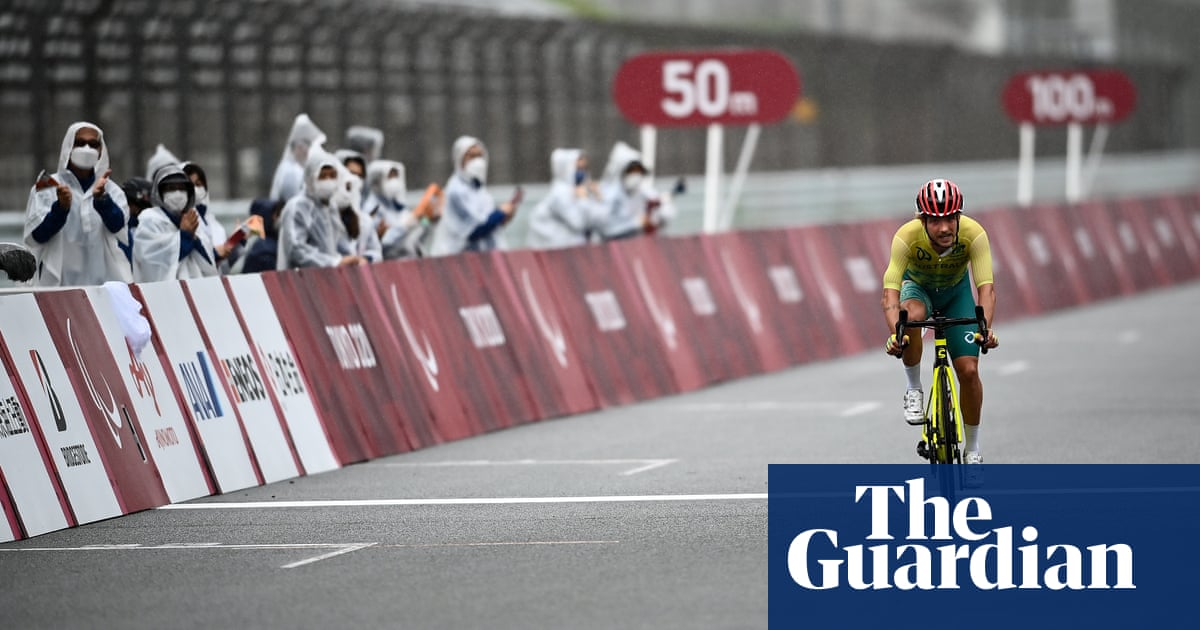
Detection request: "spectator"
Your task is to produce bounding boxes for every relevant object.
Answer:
[344,125,384,164]
[599,141,676,240]
[181,161,231,262]
[269,113,326,202]
[231,199,284,274]
[132,164,218,282]
[145,143,180,180]
[24,121,131,286]
[526,148,607,249]
[335,149,368,207]
[276,151,366,270]
[331,159,382,263]
[363,160,440,259]
[118,176,153,262]
[430,135,517,256]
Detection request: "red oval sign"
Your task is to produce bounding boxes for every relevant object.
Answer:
[612,50,801,127]
[1001,69,1136,125]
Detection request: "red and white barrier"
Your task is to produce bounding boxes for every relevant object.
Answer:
[1,191,1197,540]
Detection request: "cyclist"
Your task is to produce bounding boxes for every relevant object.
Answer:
[882,178,999,465]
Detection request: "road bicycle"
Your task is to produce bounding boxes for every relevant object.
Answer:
[894,305,990,469]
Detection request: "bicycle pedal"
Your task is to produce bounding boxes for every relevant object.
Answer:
[916,440,928,459]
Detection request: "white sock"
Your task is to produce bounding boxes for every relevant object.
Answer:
[904,364,922,390]
[964,424,980,453]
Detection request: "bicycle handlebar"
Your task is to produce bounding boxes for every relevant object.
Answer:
[894,305,990,357]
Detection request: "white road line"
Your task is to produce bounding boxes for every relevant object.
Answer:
[379,459,678,476]
[840,402,881,417]
[159,493,769,510]
[280,543,376,569]
[997,361,1030,376]
[670,402,861,411]
[377,540,619,549]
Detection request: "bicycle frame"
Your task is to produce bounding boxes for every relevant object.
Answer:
[895,306,989,466]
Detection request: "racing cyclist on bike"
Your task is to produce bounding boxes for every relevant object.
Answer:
[882,179,999,465]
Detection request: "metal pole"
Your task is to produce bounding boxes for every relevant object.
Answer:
[639,124,657,186]
[1017,122,1035,207]
[720,123,761,231]
[1065,122,1083,203]
[703,123,723,234]
[1082,123,1110,198]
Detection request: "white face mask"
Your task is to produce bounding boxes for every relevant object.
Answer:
[70,146,100,170]
[194,186,208,206]
[330,183,355,211]
[622,173,645,194]
[162,191,189,213]
[463,156,487,184]
[348,175,364,199]
[382,177,405,202]
[312,178,338,201]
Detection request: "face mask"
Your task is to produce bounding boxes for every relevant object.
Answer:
[348,175,364,199]
[463,156,487,184]
[622,173,644,193]
[194,186,208,206]
[70,146,100,170]
[312,178,338,201]
[330,183,355,211]
[382,177,406,202]
[162,191,189,213]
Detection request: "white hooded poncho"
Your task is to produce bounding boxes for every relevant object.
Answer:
[430,135,505,256]
[276,151,348,270]
[526,148,607,250]
[132,164,219,282]
[23,121,131,287]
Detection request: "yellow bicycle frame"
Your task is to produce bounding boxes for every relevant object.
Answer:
[923,337,963,463]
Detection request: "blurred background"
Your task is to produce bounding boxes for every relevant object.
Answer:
[1,0,1197,234]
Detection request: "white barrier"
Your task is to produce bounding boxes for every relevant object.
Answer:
[183,276,300,483]
[224,275,339,476]
[85,287,213,503]
[136,281,261,493]
[0,294,123,524]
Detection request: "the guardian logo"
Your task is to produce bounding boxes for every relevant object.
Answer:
[787,477,1135,591]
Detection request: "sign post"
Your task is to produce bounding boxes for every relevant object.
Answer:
[1002,69,1136,206]
[613,50,800,233]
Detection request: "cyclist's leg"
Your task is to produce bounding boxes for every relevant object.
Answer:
[898,280,932,424]
[940,277,983,459]
[898,279,931,366]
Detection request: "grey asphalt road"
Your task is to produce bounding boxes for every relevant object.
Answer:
[2,282,1198,630]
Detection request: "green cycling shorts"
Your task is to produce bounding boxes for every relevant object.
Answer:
[899,275,980,359]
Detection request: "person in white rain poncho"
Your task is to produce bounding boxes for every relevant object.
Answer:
[526,148,607,249]
[270,113,326,202]
[599,141,676,240]
[363,159,437,259]
[24,121,131,286]
[145,143,180,181]
[132,164,219,282]
[430,135,516,256]
[329,157,382,263]
[276,151,367,270]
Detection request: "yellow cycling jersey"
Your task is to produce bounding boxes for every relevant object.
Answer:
[882,215,994,290]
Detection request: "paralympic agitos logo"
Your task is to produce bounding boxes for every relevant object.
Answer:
[786,477,1135,591]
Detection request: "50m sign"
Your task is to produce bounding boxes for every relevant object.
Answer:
[613,50,800,127]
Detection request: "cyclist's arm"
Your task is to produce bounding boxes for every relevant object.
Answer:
[881,233,908,334]
[968,229,996,329]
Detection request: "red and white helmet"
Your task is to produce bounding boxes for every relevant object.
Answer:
[915,178,963,217]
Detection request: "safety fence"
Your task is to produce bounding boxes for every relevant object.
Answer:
[2,191,1199,540]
